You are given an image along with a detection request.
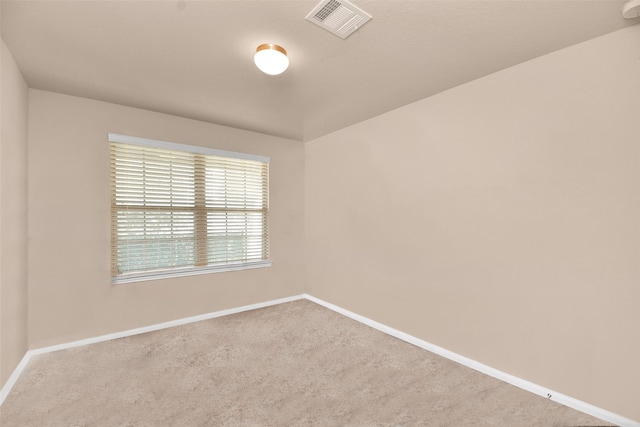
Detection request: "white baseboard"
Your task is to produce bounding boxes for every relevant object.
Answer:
[0,294,305,405]
[1,292,638,427]
[0,351,32,406]
[303,294,639,427]
[28,294,305,356]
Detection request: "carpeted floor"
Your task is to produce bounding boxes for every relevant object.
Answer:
[0,299,613,426]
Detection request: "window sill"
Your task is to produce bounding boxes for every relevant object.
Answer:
[111,260,272,285]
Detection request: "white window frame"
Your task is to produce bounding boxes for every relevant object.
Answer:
[109,133,271,285]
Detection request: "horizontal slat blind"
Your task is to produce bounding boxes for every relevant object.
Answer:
[110,139,269,279]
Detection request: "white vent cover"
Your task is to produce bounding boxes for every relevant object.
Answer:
[305,0,372,39]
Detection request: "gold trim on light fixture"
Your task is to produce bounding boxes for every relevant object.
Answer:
[256,43,287,56]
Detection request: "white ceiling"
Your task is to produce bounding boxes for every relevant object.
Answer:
[1,0,637,141]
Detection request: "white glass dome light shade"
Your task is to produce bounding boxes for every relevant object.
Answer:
[254,43,289,75]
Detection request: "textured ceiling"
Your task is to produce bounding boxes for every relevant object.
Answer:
[1,0,637,141]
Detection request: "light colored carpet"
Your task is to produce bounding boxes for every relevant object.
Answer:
[1,299,613,426]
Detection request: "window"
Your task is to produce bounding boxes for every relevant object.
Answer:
[109,133,270,284]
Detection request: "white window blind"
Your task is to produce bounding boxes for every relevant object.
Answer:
[109,134,270,283]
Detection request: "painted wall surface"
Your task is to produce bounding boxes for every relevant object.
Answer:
[305,26,640,421]
[0,40,29,385]
[28,90,304,348]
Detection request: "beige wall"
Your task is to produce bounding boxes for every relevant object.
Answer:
[0,40,29,385]
[28,90,304,348]
[305,25,640,421]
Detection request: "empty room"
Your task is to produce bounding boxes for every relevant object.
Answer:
[1,0,639,425]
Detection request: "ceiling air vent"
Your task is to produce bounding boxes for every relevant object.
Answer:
[305,0,372,39]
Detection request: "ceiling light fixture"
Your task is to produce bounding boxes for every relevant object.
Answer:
[254,43,289,75]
